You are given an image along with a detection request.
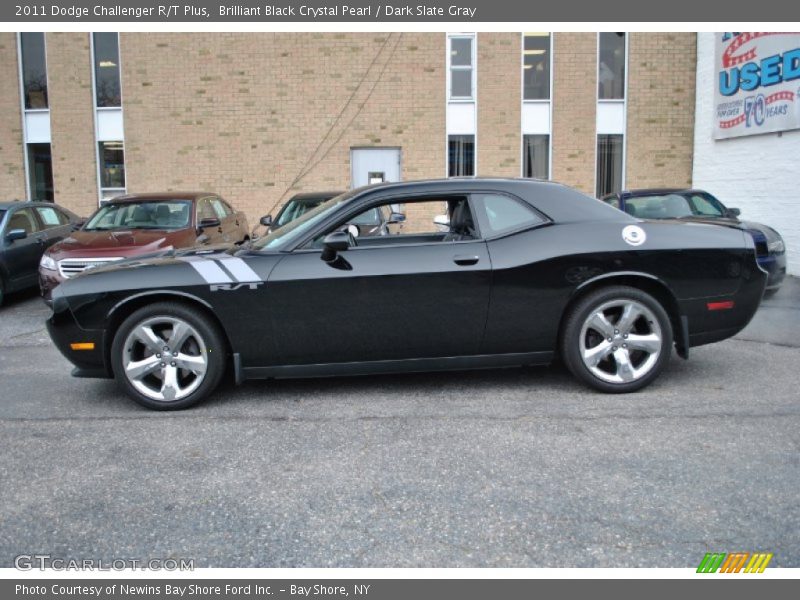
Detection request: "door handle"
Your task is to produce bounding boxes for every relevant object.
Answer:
[453,255,480,266]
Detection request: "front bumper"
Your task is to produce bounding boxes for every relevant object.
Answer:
[39,267,66,305]
[46,289,112,378]
[757,252,787,290]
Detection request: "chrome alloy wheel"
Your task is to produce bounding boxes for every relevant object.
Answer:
[578,299,663,384]
[122,316,208,402]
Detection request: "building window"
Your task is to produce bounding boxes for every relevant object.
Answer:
[448,36,474,100]
[98,141,126,200]
[19,32,48,109]
[523,33,550,100]
[523,135,549,179]
[93,32,121,107]
[27,143,54,202]
[596,134,623,197]
[448,135,475,177]
[598,33,626,100]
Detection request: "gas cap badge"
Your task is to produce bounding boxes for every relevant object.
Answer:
[622,225,647,247]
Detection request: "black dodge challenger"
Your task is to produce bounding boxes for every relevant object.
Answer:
[46,179,767,410]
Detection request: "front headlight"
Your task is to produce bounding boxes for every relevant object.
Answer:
[768,239,785,254]
[40,254,57,271]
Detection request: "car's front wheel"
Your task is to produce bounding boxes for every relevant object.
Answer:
[561,286,673,393]
[111,302,226,410]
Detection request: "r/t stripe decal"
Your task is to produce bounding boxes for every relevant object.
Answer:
[217,257,260,282]
[188,260,234,284]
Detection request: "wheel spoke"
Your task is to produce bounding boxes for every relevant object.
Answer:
[626,332,661,355]
[586,311,615,339]
[583,340,613,367]
[616,302,642,334]
[160,365,180,401]
[613,348,636,382]
[133,325,164,353]
[174,352,206,375]
[125,355,161,380]
[168,321,192,351]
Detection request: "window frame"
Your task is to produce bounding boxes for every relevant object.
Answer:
[287,192,485,254]
[522,32,552,102]
[470,192,551,241]
[447,34,476,102]
[597,32,627,102]
[447,134,476,178]
[522,134,551,180]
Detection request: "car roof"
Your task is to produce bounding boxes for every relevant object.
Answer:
[0,200,67,209]
[617,188,708,198]
[106,192,216,203]
[344,178,628,224]
[286,191,344,204]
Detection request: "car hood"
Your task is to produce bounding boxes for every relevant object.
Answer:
[46,229,185,260]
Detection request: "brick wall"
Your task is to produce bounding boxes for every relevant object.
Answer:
[46,32,97,217]
[477,33,520,177]
[0,33,26,200]
[551,33,598,195]
[120,32,445,226]
[626,33,696,189]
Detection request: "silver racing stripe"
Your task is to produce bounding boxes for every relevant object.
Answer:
[185,258,234,284]
[217,257,260,282]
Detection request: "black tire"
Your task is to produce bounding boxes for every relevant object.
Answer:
[110,302,227,410]
[560,285,673,393]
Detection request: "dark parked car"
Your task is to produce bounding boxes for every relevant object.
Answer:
[40,192,250,301]
[261,191,404,236]
[0,201,83,306]
[46,178,766,410]
[262,191,342,232]
[601,189,786,293]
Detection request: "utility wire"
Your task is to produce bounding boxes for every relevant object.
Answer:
[265,33,398,217]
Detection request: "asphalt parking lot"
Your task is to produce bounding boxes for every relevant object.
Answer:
[1,280,799,568]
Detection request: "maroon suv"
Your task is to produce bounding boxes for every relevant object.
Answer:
[40,192,249,300]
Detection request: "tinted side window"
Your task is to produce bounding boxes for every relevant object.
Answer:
[210,199,228,219]
[35,206,67,228]
[7,208,41,234]
[473,194,544,236]
[198,199,216,220]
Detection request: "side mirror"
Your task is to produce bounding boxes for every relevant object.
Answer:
[6,228,27,242]
[259,214,273,227]
[321,230,351,262]
[726,207,741,218]
[433,214,450,232]
[388,212,406,224]
[198,217,221,230]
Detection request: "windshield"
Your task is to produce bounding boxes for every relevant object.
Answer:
[275,198,324,227]
[254,193,349,250]
[84,200,192,231]
[624,193,726,219]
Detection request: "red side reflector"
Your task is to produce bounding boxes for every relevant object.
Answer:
[707,301,734,311]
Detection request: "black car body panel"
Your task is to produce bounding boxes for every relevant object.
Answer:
[46,179,767,382]
[602,188,786,291]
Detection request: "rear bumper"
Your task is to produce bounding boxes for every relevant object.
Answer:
[680,259,767,348]
[46,290,112,379]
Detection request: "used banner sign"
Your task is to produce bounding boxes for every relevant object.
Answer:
[715,32,800,139]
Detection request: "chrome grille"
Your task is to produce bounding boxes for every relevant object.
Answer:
[58,257,123,279]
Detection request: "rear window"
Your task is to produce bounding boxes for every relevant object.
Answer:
[473,193,545,236]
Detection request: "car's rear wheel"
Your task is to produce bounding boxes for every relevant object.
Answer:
[111,302,226,410]
[561,286,673,393]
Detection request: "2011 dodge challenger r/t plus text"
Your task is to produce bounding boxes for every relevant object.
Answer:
[45,179,767,410]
